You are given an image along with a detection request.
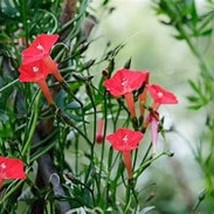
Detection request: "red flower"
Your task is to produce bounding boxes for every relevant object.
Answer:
[106,128,143,152]
[22,34,59,63]
[0,156,26,189]
[22,34,63,82]
[104,69,149,97]
[107,128,144,179]
[146,84,178,111]
[18,60,54,105]
[142,84,178,135]
[19,60,51,82]
[104,69,149,118]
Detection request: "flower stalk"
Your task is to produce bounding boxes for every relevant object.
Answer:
[124,92,136,119]
[123,151,133,180]
[43,55,64,83]
[37,79,54,105]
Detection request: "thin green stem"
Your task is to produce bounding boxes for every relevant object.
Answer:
[124,183,132,214]
[75,135,79,175]
[57,110,92,146]
[19,0,29,46]
[0,168,31,206]
[111,165,122,201]
[31,130,57,149]
[21,91,40,162]
[141,142,152,165]
[0,79,18,93]
[31,142,56,163]
[105,146,114,203]
[85,82,98,196]
[61,81,88,137]
[133,149,138,174]
[59,0,89,41]
[134,152,165,179]
[98,91,107,201]
[57,122,65,171]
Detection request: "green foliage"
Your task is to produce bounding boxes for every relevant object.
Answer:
[3,0,214,213]
[154,0,214,212]
[187,80,209,110]
[1,0,173,213]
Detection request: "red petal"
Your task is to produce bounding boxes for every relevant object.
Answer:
[146,84,178,105]
[106,128,143,152]
[22,34,59,64]
[0,156,26,180]
[18,59,52,82]
[104,69,149,97]
[120,69,149,91]
[104,76,125,96]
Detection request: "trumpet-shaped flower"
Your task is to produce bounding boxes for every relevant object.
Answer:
[0,156,26,189]
[22,34,63,82]
[104,69,149,97]
[142,84,178,152]
[19,59,51,82]
[18,60,54,104]
[107,128,144,179]
[22,34,59,63]
[146,84,178,111]
[107,128,143,152]
[104,69,149,118]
